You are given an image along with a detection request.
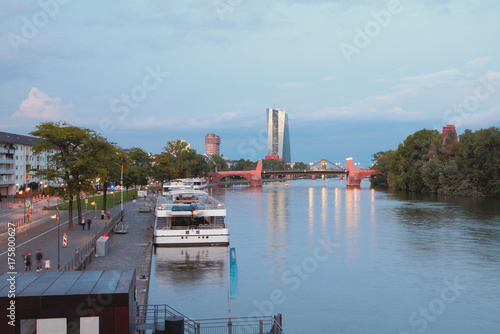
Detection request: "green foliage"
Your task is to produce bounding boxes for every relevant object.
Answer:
[292,162,308,171]
[372,127,500,197]
[231,159,257,171]
[152,140,210,183]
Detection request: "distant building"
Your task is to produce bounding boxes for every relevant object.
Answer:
[442,124,458,144]
[266,108,291,163]
[265,155,279,161]
[0,131,54,197]
[205,133,221,156]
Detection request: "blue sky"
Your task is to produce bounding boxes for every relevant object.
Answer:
[2,0,499,166]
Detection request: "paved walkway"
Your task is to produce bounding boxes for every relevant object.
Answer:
[0,197,155,305]
[87,198,155,305]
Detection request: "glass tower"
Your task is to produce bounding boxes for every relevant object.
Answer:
[266,108,291,163]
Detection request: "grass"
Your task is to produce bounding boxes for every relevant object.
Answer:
[48,189,139,211]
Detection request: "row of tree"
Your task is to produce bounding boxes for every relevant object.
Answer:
[30,122,312,228]
[371,127,500,197]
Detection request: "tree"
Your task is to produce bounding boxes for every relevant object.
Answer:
[30,122,112,230]
[211,154,229,171]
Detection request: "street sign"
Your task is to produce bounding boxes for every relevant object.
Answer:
[85,199,88,204]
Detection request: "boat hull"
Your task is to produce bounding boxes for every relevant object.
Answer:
[154,229,229,247]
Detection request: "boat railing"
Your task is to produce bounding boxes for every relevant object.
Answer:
[164,225,227,231]
[157,202,225,211]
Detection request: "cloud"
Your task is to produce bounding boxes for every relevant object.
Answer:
[465,56,492,68]
[378,69,463,88]
[12,87,73,120]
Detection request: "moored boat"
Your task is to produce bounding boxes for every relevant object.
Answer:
[154,189,229,247]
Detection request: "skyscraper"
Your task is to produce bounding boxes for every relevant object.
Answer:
[266,108,291,163]
[441,124,458,144]
[205,133,221,156]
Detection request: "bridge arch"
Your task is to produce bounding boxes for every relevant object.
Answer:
[206,160,262,186]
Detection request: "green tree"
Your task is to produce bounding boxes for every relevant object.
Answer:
[30,122,111,230]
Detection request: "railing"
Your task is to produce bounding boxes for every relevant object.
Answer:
[136,304,198,333]
[0,180,15,185]
[0,211,44,234]
[58,211,125,272]
[136,305,283,334]
[0,169,14,174]
[195,316,283,334]
[0,158,15,164]
[157,224,227,231]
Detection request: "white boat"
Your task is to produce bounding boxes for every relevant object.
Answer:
[162,178,208,195]
[154,189,229,247]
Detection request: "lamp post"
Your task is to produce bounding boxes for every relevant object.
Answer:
[52,210,60,270]
[91,202,96,218]
[120,161,123,221]
[20,190,25,224]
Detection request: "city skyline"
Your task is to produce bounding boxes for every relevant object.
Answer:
[1,1,500,166]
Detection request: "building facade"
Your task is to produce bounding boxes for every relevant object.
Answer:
[266,108,291,163]
[0,132,54,197]
[205,133,221,156]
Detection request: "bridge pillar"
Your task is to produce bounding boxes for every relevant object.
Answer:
[345,158,380,187]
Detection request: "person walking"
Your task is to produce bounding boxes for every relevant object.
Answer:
[36,249,44,272]
[87,217,92,230]
[24,251,32,271]
[24,252,30,271]
[81,217,85,230]
[45,258,50,271]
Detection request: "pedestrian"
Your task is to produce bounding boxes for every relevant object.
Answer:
[87,217,92,230]
[81,217,85,230]
[107,211,111,219]
[24,252,30,271]
[25,251,32,271]
[45,258,50,271]
[36,249,44,272]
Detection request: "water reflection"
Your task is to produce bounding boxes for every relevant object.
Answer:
[154,246,227,285]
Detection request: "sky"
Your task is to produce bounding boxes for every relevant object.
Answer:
[1,0,500,166]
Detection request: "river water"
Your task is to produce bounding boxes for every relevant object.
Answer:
[147,179,500,333]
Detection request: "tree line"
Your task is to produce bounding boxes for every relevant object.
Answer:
[29,122,312,228]
[371,127,500,197]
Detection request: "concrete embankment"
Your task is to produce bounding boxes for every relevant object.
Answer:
[85,199,155,306]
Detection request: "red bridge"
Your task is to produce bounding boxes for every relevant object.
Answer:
[206,158,380,187]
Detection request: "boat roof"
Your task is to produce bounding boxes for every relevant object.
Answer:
[168,189,208,196]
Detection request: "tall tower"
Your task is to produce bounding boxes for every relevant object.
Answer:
[266,108,291,163]
[205,133,221,156]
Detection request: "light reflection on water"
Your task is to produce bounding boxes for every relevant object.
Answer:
[148,179,500,333]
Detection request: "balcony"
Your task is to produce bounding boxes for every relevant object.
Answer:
[0,169,15,174]
[0,147,15,154]
[0,179,15,185]
[0,158,15,164]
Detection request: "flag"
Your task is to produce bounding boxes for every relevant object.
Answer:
[229,247,238,299]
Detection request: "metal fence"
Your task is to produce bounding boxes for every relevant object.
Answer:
[0,210,44,234]
[58,211,125,272]
[136,304,283,334]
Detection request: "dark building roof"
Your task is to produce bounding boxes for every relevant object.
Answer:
[0,270,135,297]
[0,131,40,146]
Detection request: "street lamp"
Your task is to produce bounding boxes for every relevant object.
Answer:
[51,210,60,270]
[91,202,96,218]
[20,190,25,224]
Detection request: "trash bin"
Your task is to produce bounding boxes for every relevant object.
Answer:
[164,316,184,334]
[96,236,109,256]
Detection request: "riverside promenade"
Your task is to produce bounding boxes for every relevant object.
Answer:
[0,197,155,306]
